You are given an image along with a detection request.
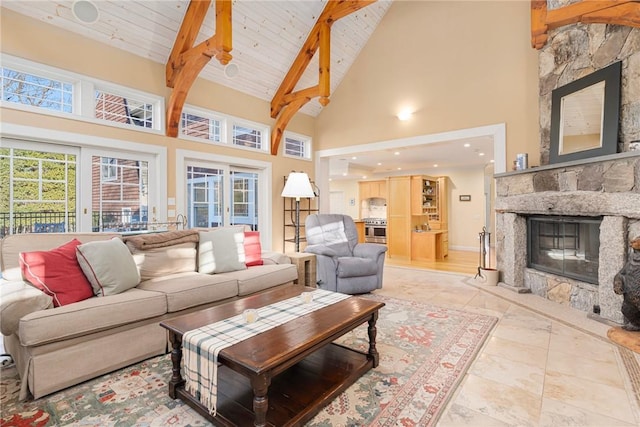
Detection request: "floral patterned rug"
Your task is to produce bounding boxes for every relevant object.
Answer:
[0,294,497,426]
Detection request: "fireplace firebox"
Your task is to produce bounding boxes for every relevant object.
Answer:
[527,216,601,284]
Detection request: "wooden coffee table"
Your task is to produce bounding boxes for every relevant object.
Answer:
[159,285,384,427]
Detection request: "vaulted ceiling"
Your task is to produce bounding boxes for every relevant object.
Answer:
[2,0,392,118]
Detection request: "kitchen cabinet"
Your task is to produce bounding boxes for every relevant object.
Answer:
[359,180,387,201]
[354,220,365,243]
[411,230,448,261]
[386,176,411,260]
[411,176,448,230]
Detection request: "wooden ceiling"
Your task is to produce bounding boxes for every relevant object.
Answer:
[2,0,392,118]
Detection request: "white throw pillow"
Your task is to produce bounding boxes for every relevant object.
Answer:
[198,227,246,274]
[76,238,140,296]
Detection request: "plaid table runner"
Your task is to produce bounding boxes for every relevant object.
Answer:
[183,289,351,416]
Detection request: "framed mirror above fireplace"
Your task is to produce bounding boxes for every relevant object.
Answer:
[549,61,621,165]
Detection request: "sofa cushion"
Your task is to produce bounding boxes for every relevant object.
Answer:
[77,238,140,296]
[18,288,167,347]
[128,242,197,281]
[198,227,246,274]
[244,231,263,266]
[19,239,94,307]
[222,264,298,296]
[136,272,238,312]
[0,281,53,336]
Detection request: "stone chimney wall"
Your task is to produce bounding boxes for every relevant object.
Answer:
[494,4,640,324]
[538,6,640,164]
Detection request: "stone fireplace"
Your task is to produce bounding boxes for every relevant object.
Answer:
[495,10,640,325]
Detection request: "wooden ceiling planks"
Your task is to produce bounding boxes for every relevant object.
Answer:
[531,0,640,49]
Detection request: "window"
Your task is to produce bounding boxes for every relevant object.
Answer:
[0,146,77,236]
[1,67,73,113]
[101,157,117,181]
[95,90,154,128]
[181,111,222,142]
[232,124,263,150]
[180,105,269,153]
[92,155,149,232]
[1,54,164,133]
[283,132,312,160]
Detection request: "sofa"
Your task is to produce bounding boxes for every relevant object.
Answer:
[0,228,299,400]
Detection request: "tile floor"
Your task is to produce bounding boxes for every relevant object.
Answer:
[376,265,640,427]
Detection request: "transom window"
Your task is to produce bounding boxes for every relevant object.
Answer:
[1,67,73,114]
[1,54,163,133]
[181,112,222,142]
[95,90,154,128]
[233,124,263,150]
[283,132,312,160]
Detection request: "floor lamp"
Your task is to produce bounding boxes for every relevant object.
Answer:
[281,172,315,252]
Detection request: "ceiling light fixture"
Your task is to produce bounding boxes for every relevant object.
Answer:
[433,164,438,167]
[224,62,240,79]
[377,162,382,166]
[397,110,412,121]
[464,143,471,148]
[479,152,485,156]
[72,0,99,24]
[394,151,400,156]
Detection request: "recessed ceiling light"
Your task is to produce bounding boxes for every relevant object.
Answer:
[377,162,382,166]
[479,152,485,156]
[342,172,347,176]
[490,159,495,163]
[433,164,438,167]
[397,110,412,121]
[352,156,357,160]
[464,143,471,148]
[362,175,367,179]
[72,0,99,24]
[397,167,402,170]
[394,152,400,156]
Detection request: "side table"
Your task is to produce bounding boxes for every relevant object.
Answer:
[287,252,317,288]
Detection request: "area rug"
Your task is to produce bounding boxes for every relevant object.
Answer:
[0,294,497,427]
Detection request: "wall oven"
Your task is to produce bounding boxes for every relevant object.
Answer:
[364,218,387,244]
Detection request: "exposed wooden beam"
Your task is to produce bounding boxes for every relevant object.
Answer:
[319,23,331,107]
[532,0,640,49]
[165,0,232,137]
[271,96,315,155]
[270,0,375,155]
[166,0,211,88]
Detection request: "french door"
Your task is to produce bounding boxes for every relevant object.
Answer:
[80,148,157,232]
[186,162,259,231]
[1,141,160,234]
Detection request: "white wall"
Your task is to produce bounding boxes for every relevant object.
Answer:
[327,180,360,219]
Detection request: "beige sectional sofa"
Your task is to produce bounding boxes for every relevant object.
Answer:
[0,230,299,400]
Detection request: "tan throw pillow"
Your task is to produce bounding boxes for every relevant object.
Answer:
[198,226,246,274]
[76,238,140,296]
[128,242,197,281]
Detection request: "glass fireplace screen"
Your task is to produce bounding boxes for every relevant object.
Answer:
[527,215,601,285]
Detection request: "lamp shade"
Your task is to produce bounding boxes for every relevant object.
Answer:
[281,172,315,198]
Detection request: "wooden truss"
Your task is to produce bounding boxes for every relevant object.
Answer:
[269,0,375,155]
[165,0,232,137]
[532,0,640,49]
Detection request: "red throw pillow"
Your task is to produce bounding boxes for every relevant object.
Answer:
[19,239,94,307]
[244,231,263,267]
